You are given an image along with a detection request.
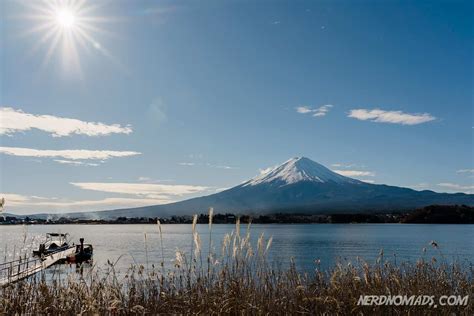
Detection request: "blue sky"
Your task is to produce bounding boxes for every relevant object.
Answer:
[1,0,472,214]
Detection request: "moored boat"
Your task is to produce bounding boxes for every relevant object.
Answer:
[33,233,94,264]
[67,238,93,263]
[33,233,71,256]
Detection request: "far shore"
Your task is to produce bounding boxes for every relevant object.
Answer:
[2,204,473,225]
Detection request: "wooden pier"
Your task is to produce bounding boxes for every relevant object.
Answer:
[0,246,76,286]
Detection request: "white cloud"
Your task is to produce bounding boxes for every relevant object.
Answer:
[331,163,359,168]
[0,192,171,213]
[214,165,237,170]
[0,193,33,205]
[2,181,214,214]
[31,195,59,200]
[179,162,237,170]
[35,197,172,208]
[437,183,474,194]
[360,179,375,184]
[70,182,210,198]
[54,160,99,167]
[348,108,435,125]
[333,170,375,177]
[457,169,474,174]
[0,193,63,206]
[296,106,312,114]
[0,146,141,160]
[179,162,195,166]
[0,107,132,137]
[296,105,333,117]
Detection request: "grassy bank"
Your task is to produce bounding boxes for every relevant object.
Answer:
[1,211,472,315]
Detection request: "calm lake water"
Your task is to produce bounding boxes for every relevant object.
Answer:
[0,224,473,274]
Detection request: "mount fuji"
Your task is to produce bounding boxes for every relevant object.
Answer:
[241,157,360,186]
[67,157,474,219]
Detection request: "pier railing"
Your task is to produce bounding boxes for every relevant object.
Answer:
[0,246,76,286]
[0,255,42,284]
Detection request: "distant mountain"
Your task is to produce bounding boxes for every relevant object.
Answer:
[60,157,474,219]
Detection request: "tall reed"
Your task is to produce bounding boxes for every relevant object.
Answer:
[156,219,165,278]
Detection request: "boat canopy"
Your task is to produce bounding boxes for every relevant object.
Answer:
[47,233,69,237]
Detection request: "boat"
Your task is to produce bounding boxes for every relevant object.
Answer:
[33,233,71,256]
[67,238,93,263]
[33,233,93,264]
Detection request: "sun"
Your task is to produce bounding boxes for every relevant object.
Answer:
[55,8,76,29]
[19,0,113,75]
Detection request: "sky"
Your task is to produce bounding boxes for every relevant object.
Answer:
[0,0,472,215]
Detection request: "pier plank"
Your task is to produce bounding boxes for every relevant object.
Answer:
[0,247,76,286]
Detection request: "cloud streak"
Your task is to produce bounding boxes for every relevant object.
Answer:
[213,165,236,170]
[0,193,171,213]
[179,162,195,166]
[457,169,474,174]
[0,107,132,137]
[70,182,211,198]
[54,160,100,167]
[296,105,333,117]
[0,146,141,161]
[437,183,474,194]
[179,162,238,170]
[331,163,362,168]
[333,170,375,177]
[1,180,214,214]
[1,193,42,204]
[348,108,435,125]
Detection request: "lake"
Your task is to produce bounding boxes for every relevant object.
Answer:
[0,224,473,274]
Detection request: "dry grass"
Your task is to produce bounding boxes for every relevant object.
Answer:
[0,210,472,315]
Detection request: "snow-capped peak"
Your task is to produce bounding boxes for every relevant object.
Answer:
[243,157,356,186]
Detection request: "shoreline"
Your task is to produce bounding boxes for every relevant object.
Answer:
[1,222,474,226]
[2,205,473,225]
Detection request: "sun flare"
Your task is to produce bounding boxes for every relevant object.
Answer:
[55,8,76,29]
[20,0,113,75]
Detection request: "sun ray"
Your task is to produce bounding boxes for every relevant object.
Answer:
[18,21,55,38]
[28,27,60,61]
[18,0,115,76]
[43,31,62,66]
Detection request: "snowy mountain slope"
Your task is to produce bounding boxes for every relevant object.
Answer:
[242,157,359,186]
